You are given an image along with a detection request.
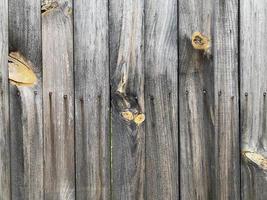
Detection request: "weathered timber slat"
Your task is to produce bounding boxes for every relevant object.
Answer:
[74,0,110,199]
[110,0,145,199]
[0,0,10,199]
[241,1,267,199]
[8,0,43,199]
[179,0,239,199]
[42,1,75,199]
[144,0,179,199]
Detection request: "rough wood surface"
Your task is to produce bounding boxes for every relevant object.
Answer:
[42,1,75,199]
[144,0,179,199]
[8,0,43,199]
[0,0,10,199]
[241,1,267,199]
[74,0,110,199]
[109,0,145,199]
[179,0,239,199]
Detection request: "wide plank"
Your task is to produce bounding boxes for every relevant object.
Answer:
[179,0,239,199]
[109,0,145,199]
[42,0,75,199]
[144,0,179,199]
[241,1,267,199]
[9,0,43,199]
[74,0,110,199]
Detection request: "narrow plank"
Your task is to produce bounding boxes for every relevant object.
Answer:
[74,0,110,199]
[42,0,75,199]
[144,0,179,199]
[0,0,10,199]
[109,0,145,199]
[8,0,43,199]
[241,1,267,199]
[179,0,239,199]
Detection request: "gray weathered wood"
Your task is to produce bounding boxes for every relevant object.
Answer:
[74,0,110,199]
[9,0,43,199]
[144,0,179,199]
[179,0,239,199]
[241,1,267,199]
[109,0,145,199]
[42,1,75,199]
[0,0,10,199]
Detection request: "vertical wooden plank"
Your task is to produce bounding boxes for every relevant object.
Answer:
[241,1,267,199]
[8,0,43,199]
[144,0,179,199]
[42,0,75,199]
[74,0,110,199]
[109,0,145,199]
[0,0,10,199]
[179,0,239,199]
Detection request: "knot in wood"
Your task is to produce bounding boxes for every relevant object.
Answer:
[112,91,145,126]
[191,32,210,51]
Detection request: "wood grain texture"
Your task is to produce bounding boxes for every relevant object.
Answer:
[42,1,75,199]
[240,1,267,199]
[109,0,145,199]
[179,0,239,199]
[74,0,110,199]
[9,0,43,199]
[0,0,10,199]
[144,0,179,199]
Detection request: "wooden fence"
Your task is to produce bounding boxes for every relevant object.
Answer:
[0,0,266,199]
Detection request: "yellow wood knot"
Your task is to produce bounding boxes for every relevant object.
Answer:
[243,151,267,171]
[8,52,37,87]
[121,111,134,121]
[41,1,58,14]
[191,32,210,51]
[133,113,145,126]
[120,111,145,126]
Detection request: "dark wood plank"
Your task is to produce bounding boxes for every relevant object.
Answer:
[8,0,43,199]
[42,1,75,199]
[241,1,267,199]
[179,0,239,199]
[0,0,10,199]
[144,0,179,199]
[109,0,145,199]
[74,0,110,199]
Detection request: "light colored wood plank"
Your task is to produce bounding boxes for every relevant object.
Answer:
[0,0,10,199]
[241,1,267,199]
[8,0,43,199]
[179,0,239,199]
[74,0,110,199]
[42,1,75,199]
[109,0,145,199]
[144,0,179,199]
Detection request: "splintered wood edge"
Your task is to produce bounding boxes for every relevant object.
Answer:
[8,52,37,87]
[242,151,267,171]
[191,32,210,51]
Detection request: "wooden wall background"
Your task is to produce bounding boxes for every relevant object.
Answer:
[0,0,266,199]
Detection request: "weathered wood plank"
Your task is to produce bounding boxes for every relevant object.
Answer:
[179,0,239,199]
[0,0,10,199]
[42,1,75,199]
[109,0,145,199]
[241,1,267,199]
[8,0,43,199]
[144,0,179,199]
[74,0,110,199]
